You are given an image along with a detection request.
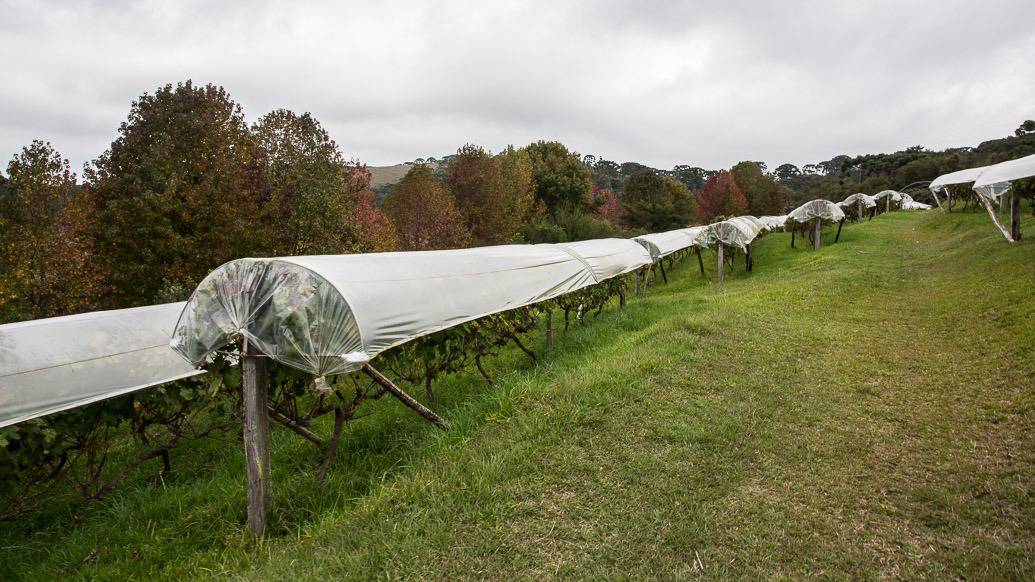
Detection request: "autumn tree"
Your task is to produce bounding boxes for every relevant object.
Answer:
[443,144,536,245]
[621,170,696,231]
[346,163,399,252]
[87,81,268,306]
[524,141,592,215]
[696,170,747,223]
[592,185,625,224]
[383,165,471,250]
[0,141,104,322]
[253,109,359,255]
[731,161,788,215]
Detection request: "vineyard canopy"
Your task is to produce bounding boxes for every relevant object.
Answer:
[0,303,202,428]
[170,243,655,379]
[972,153,1035,200]
[633,230,698,261]
[787,199,846,224]
[839,193,876,209]
[705,216,765,250]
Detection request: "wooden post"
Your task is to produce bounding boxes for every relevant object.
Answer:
[633,271,639,295]
[242,344,271,538]
[745,244,752,272]
[717,242,725,284]
[813,218,822,250]
[1011,190,1022,242]
[857,203,863,222]
[361,364,448,429]
[696,247,705,276]
[659,259,668,284]
[545,310,554,350]
[834,218,844,242]
[886,196,891,214]
[791,225,796,248]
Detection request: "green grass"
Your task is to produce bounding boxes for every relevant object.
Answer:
[2,209,1034,580]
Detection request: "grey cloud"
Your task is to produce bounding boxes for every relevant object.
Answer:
[1,0,1033,173]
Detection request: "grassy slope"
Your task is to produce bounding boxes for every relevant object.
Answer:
[2,209,1033,580]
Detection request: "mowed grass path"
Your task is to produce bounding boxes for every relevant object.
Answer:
[3,209,1033,579]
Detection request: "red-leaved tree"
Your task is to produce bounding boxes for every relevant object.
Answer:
[696,170,747,223]
[347,163,399,252]
[592,185,625,224]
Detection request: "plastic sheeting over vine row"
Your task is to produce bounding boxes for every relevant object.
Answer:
[0,194,924,428]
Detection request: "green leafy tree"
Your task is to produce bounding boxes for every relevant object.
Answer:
[384,165,471,250]
[253,109,358,255]
[444,144,537,246]
[524,141,592,215]
[87,81,268,306]
[621,170,696,231]
[0,141,104,322]
[731,161,788,215]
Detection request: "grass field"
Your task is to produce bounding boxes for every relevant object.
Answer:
[2,208,1033,580]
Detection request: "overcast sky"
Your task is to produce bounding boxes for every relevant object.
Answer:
[2,0,1033,173]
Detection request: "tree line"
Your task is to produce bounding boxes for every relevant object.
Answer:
[1,78,1033,324]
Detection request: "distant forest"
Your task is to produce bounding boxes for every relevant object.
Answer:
[1,79,1033,325]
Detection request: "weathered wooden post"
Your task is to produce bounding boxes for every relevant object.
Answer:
[886,195,891,214]
[696,248,705,276]
[857,203,863,222]
[745,244,752,272]
[717,242,725,284]
[813,218,822,250]
[633,271,639,295]
[791,225,796,248]
[241,342,271,538]
[1011,190,1022,242]
[834,218,845,242]
[659,259,668,284]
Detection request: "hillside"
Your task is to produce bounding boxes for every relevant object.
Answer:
[2,209,1033,579]
[367,163,414,190]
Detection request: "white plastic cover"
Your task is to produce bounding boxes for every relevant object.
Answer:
[684,226,711,247]
[0,304,203,428]
[633,230,697,261]
[929,166,989,192]
[898,193,932,211]
[787,199,846,223]
[171,245,630,377]
[972,154,1035,201]
[705,216,765,250]
[872,190,903,202]
[972,154,1035,189]
[556,239,653,283]
[838,193,876,209]
[757,215,789,232]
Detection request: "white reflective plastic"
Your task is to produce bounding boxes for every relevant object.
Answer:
[556,239,653,283]
[872,190,903,202]
[787,199,846,223]
[929,166,990,192]
[681,226,711,247]
[838,193,876,209]
[972,154,1035,189]
[757,215,789,232]
[171,244,639,377]
[898,193,933,211]
[705,216,765,250]
[0,304,202,428]
[633,230,697,261]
